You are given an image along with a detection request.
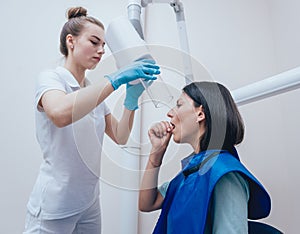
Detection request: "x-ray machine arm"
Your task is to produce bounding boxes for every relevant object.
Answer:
[128,0,194,83]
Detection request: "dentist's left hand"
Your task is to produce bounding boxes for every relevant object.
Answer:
[124,80,153,110]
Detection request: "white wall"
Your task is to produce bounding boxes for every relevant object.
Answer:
[1,0,299,234]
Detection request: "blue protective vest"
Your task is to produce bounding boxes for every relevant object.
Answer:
[153,150,271,234]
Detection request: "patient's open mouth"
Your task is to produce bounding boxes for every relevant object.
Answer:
[170,122,175,129]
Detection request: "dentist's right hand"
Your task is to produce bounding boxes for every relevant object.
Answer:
[105,59,160,90]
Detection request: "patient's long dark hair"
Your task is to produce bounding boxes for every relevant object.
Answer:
[183,81,244,154]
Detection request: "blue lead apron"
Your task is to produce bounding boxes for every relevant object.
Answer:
[153,150,271,234]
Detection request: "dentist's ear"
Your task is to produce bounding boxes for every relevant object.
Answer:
[66,34,75,50]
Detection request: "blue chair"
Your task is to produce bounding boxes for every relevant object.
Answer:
[248,221,283,234]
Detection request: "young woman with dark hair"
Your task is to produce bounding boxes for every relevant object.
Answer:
[139,81,271,234]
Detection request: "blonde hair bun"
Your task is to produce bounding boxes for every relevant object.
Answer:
[67,7,87,20]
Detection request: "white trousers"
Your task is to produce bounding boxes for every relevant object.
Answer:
[23,198,101,234]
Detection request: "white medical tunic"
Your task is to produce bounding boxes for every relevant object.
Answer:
[27,66,110,219]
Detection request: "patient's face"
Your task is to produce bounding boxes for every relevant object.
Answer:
[167,92,201,144]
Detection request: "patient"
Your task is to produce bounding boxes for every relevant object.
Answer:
[139,81,271,233]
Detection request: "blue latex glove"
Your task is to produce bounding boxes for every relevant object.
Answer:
[105,59,160,90]
[124,80,153,110]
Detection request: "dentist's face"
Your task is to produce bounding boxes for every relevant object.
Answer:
[70,22,105,70]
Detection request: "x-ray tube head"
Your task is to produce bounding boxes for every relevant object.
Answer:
[105,16,173,108]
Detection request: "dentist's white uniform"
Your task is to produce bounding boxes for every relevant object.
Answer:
[24,66,110,233]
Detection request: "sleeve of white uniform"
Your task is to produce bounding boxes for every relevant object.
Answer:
[35,70,66,112]
[103,101,111,116]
